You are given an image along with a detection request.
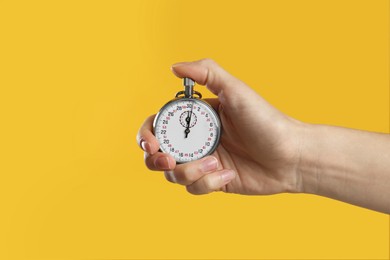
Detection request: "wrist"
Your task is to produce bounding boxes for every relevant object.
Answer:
[295,122,321,195]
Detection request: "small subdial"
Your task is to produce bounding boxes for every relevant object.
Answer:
[179,111,197,128]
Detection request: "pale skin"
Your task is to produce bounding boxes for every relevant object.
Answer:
[136,58,390,214]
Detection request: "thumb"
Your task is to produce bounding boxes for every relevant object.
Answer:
[171,58,286,135]
[171,58,255,107]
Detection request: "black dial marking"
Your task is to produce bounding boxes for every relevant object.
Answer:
[179,111,197,128]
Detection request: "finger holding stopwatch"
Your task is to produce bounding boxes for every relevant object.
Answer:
[137,115,161,155]
[186,169,236,195]
[163,155,219,185]
[144,152,176,171]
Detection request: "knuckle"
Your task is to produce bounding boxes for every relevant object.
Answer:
[183,171,198,184]
[202,176,216,193]
[200,58,215,65]
[174,165,198,184]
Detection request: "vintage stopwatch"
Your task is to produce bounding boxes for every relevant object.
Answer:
[153,78,221,163]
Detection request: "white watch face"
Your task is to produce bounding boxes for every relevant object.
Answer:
[153,98,221,163]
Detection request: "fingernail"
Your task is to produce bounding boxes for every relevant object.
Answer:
[141,140,151,153]
[201,156,218,173]
[171,62,187,68]
[220,170,235,183]
[155,156,170,170]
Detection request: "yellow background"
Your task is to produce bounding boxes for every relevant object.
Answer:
[0,0,389,259]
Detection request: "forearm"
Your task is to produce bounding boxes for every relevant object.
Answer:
[299,124,390,214]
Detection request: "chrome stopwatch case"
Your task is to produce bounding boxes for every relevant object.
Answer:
[153,78,221,163]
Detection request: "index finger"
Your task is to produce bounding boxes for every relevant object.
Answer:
[136,114,160,155]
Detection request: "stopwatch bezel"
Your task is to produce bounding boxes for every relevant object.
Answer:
[153,97,222,164]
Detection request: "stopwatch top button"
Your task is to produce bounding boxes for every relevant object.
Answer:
[183,77,195,88]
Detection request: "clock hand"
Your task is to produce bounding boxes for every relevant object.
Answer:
[184,111,191,138]
[184,127,190,138]
[184,103,194,138]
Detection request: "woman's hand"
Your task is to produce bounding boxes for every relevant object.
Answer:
[136,58,306,195]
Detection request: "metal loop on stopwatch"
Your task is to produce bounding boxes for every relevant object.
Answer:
[175,78,202,99]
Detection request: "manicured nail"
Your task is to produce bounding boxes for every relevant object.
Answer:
[155,156,170,170]
[141,140,151,153]
[201,156,218,173]
[220,170,235,183]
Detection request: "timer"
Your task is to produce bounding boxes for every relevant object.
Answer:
[153,78,221,163]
